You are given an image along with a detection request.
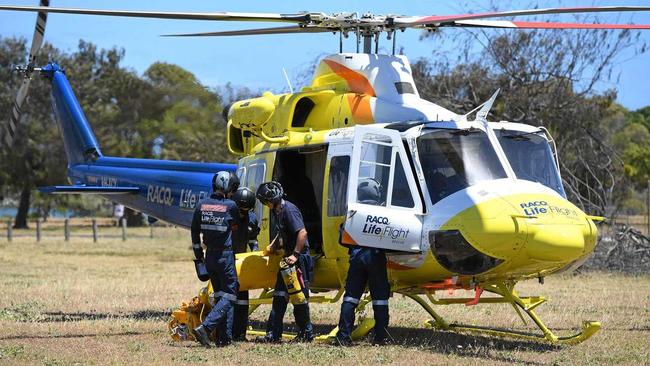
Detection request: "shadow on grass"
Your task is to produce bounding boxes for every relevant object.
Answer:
[0,330,155,340]
[41,309,170,322]
[246,319,557,365]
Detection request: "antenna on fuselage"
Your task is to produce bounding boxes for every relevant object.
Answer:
[459,89,500,123]
[476,89,500,122]
[282,67,293,94]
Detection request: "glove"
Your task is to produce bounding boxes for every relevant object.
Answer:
[193,259,209,282]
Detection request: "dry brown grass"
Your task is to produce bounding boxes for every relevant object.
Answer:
[0,229,648,366]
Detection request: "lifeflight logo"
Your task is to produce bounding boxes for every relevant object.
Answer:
[361,215,409,241]
[520,200,579,218]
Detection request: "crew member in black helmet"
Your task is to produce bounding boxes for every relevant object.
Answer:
[231,186,260,341]
[191,171,241,347]
[255,181,314,343]
[335,177,391,346]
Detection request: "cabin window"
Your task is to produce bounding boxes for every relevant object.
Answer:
[327,156,350,216]
[417,129,507,204]
[395,82,415,95]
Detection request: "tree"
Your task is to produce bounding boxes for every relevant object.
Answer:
[0,38,161,227]
[140,62,232,163]
[0,38,237,226]
[413,10,647,217]
[0,37,68,227]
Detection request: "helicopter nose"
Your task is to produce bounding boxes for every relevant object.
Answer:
[504,196,598,262]
[434,191,598,274]
[524,218,595,262]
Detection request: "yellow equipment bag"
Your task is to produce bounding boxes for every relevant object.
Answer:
[279,258,307,305]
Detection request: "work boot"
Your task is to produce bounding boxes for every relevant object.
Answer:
[233,334,248,342]
[215,339,232,347]
[254,335,281,344]
[332,336,354,347]
[292,331,314,343]
[192,325,212,347]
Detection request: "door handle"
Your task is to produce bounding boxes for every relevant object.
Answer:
[348,209,357,219]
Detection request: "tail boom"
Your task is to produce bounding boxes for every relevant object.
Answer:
[41,62,237,227]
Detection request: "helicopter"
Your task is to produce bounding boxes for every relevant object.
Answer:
[1,2,650,346]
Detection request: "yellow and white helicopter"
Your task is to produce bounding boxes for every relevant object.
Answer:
[2,2,650,345]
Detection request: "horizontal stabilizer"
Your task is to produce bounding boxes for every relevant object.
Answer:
[38,185,140,194]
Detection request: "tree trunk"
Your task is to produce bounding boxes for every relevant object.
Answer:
[124,206,145,227]
[14,185,31,229]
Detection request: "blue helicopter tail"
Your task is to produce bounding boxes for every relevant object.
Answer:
[38,62,237,227]
[42,63,102,165]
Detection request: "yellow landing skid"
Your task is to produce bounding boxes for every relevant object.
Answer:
[403,281,601,345]
[246,294,375,342]
[246,318,376,343]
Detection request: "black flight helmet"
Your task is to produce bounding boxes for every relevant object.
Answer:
[256,181,284,206]
[232,187,256,211]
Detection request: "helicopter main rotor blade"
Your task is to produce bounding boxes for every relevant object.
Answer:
[162,25,335,37]
[395,6,650,27]
[0,5,311,23]
[1,0,49,149]
[27,0,48,64]
[450,19,650,30]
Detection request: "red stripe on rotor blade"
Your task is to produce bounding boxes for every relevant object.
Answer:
[511,21,650,29]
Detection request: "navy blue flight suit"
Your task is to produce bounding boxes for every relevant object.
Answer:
[232,210,260,340]
[336,246,390,344]
[264,200,314,341]
[191,193,241,345]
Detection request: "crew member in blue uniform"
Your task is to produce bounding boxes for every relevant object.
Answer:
[335,178,391,346]
[256,181,314,343]
[231,187,260,341]
[191,171,241,347]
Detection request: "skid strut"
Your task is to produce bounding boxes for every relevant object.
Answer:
[403,282,600,345]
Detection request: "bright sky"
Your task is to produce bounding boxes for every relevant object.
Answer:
[0,0,649,110]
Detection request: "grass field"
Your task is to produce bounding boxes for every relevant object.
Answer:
[0,228,648,365]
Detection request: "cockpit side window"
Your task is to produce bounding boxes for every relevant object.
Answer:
[496,129,566,196]
[243,159,267,219]
[358,134,391,206]
[417,129,507,204]
[356,133,417,208]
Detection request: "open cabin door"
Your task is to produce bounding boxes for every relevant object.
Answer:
[341,126,424,253]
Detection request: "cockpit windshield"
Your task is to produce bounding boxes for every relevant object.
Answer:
[417,128,507,204]
[496,129,566,196]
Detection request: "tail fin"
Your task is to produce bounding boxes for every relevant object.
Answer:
[42,63,101,164]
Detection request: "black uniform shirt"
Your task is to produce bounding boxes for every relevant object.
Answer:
[270,200,309,256]
[233,211,260,254]
[191,194,240,258]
